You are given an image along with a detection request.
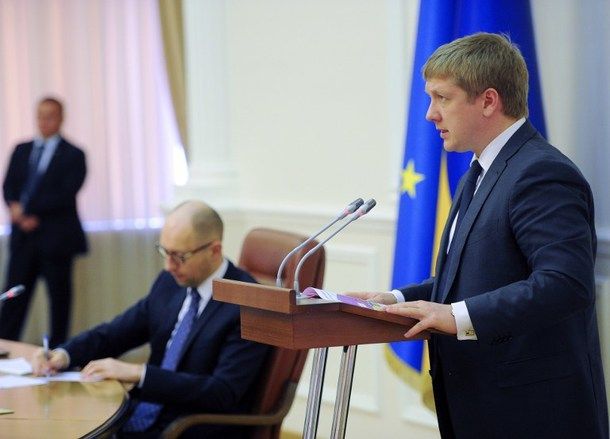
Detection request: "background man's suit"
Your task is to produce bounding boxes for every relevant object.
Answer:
[61,261,269,438]
[1,137,87,346]
[400,121,608,439]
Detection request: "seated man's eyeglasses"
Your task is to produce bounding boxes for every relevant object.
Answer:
[156,241,214,265]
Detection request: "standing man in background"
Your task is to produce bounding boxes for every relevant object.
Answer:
[0,96,87,347]
[354,33,608,438]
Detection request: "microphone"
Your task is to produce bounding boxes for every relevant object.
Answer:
[275,198,364,287]
[0,285,25,302]
[293,198,376,295]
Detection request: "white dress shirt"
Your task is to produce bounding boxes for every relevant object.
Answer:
[393,118,526,341]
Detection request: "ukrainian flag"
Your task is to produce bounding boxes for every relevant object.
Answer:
[386,0,546,411]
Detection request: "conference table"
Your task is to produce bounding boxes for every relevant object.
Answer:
[0,339,129,438]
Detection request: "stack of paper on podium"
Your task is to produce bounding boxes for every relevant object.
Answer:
[302,287,387,311]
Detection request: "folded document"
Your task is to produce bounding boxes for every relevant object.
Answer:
[302,287,386,311]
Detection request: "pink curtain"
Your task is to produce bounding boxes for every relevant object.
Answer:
[0,0,181,229]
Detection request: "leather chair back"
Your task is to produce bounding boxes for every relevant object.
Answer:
[239,227,325,439]
[238,227,325,289]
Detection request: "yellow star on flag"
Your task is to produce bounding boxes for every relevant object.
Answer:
[401,159,425,199]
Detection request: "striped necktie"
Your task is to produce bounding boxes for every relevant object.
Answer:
[122,289,201,433]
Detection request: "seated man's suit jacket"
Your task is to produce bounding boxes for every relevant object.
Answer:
[400,120,608,439]
[62,261,270,438]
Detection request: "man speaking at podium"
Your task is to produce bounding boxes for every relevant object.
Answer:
[354,33,608,439]
[32,200,269,438]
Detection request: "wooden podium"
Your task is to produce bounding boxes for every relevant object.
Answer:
[213,279,422,439]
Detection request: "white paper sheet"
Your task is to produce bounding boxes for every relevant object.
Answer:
[47,371,102,382]
[0,375,46,389]
[0,358,33,375]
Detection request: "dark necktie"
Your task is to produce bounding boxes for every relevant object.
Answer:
[122,289,201,433]
[20,143,45,206]
[436,160,483,301]
[454,160,482,233]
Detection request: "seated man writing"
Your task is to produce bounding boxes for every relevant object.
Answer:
[32,200,270,439]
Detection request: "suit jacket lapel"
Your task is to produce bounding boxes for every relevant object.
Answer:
[437,163,505,303]
[175,262,241,362]
[39,139,65,179]
[181,299,223,357]
[159,287,188,350]
[29,139,66,196]
[436,120,538,303]
[431,179,463,302]
[171,261,245,361]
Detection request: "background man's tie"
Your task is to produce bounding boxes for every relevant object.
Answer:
[20,142,45,206]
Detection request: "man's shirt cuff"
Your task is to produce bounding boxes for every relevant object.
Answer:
[138,365,147,388]
[451,301,477,340]
[390,289,405,303]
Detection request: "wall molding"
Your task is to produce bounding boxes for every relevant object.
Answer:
[219,201,397,236]
[221,204,610,273]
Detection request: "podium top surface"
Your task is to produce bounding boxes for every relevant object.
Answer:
[213,279,415,324]
[213,279,426,349]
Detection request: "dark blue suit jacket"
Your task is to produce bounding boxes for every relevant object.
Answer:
[401,121,608,439]
[2,137,87,257]
[62,261,270,437]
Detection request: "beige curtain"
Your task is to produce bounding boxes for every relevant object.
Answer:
[0,0,178,225]
[158,0,189,158]
[0,0,179,348]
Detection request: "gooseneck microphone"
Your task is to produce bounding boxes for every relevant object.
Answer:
[275,198,364,287]
[293,199,376,294]
[0,285,25,302]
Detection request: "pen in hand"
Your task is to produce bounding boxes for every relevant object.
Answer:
[42,334,50,378]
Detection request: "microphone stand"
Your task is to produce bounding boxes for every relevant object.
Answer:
[275,198,363,288]
[295,199,377,294]
[301,199,376,439]
[287,199,363,439]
